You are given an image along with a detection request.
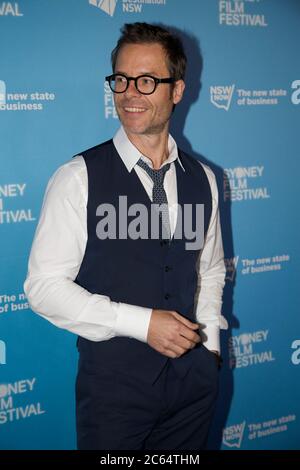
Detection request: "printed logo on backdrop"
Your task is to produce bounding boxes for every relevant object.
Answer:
[0,80,6,105]
[291,80,300,105]
[0,2,23,16]
[225,254,290,279]
[229,329,275,369]
[210,85,235,111]
[223,421,246,448]
[223,165,270,202]
[89,0,118,16]
[225,256,239,281]
[0,80,56,112]
[291,340,300,365]
[223,415,296,448]
[219,0,268,27]
[0,378,45,425]
[0,183,35,224]
[210,80,300,109]
[88,0,167,17]
[0,340,6,365]
[104,81,118,119]
[0,292,29,315]
[210,84,288,110]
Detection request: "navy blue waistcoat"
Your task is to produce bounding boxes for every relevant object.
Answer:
[75,139,212,383]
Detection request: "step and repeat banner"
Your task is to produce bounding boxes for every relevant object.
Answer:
[0,0,299,450]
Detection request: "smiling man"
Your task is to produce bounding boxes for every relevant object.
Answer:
[111,42,182,138]
[24,22,228,451]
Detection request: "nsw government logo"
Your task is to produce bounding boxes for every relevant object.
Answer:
[210,85,235,111]
[225,256,239,282]
[223,421,246,448]
[223,414,296,447]
[211,83,288,109]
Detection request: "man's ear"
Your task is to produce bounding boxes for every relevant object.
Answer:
[172,79,185,105]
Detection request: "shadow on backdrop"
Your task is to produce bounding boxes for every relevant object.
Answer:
[164,24,239,450]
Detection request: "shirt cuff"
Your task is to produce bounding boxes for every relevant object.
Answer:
[113,303,153,343]
[199,325,220,354]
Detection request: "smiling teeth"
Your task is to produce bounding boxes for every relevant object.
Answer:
[125,107,145,112]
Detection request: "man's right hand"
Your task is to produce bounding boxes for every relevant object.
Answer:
[147,309,201,358]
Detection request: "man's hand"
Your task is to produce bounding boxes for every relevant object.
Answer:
[147,309,201,358]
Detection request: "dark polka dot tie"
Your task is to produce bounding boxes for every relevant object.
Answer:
[136,157,171,240]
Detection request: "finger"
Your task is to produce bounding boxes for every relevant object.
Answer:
[166,343,187,358]
[176,335,199,350]
[172,312,199,329]
[164,349,178,358]
[178,324,201,343]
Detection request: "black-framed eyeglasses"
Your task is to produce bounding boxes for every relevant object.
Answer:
[105,73,175,95]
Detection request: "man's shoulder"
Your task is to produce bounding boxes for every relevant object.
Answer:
[42,139,115,196]
[73,138,114,161]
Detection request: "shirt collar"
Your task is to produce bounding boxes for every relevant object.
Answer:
[113,126,185,173]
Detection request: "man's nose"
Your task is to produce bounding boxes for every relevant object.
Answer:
[124,79,141,97]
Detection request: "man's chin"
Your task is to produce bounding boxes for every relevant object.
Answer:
[122,122,167,137]
[122,123,149,136]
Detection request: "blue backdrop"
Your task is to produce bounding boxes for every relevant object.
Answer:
[0,0,299,450]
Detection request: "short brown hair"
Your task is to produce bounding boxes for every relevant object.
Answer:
[111,22,187,81]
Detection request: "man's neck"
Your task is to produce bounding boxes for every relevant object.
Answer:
[125,130,169,170]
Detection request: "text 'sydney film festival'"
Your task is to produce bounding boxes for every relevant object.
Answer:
[0,0,299,451]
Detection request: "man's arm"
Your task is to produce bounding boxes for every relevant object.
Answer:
[194,163,228,355]
[24,156,152,343]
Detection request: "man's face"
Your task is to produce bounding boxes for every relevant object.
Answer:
[113,43,185,137]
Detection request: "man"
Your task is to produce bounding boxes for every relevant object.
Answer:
[24,22,228,450]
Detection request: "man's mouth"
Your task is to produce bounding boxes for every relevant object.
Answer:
[124,107,147,113]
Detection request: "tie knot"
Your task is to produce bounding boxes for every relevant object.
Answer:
[137,157,171,184]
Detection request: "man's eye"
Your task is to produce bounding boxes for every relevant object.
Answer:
[142,77,153,85]
[115,76,126,83]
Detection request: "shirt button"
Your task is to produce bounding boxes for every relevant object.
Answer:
[164,293,171,300]
[165,266,171,272]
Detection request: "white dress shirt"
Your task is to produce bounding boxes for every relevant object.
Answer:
[24,126,228,353]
